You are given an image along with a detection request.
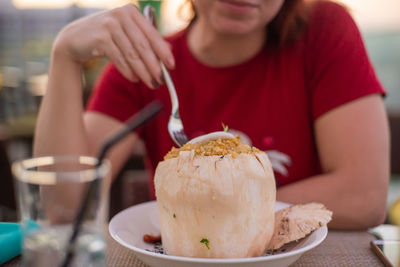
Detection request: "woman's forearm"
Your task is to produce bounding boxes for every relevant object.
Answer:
[33,49,92,223]
[276,171,388,230]
[34,49,89,157]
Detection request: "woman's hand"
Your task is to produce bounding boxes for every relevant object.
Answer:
[53,4,174,88]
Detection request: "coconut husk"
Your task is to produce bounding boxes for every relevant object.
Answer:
[267,203,332,250]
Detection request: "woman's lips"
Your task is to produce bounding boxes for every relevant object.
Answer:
[217,0,259,14]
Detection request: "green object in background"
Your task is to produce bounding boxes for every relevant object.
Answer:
[0,220,39,264]
[0,223,21,265]
[138,0,162,29]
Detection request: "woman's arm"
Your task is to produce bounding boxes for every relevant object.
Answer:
[277,94,390,230]
[34,4,175,222]
[34,4,174,170]
[83,112,140,180]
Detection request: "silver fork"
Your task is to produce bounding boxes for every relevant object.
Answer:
[143,5,188,147]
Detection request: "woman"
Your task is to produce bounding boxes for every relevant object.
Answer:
[34,0,389,229]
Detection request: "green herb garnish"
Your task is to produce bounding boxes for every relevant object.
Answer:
[173,213,176,219]
[200,238,210,250]
[221,123,229,132]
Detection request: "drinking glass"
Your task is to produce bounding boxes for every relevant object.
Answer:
[12,155,111,267]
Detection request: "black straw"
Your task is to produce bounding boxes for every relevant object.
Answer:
[60,101,163,267]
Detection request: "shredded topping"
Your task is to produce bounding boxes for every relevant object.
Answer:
[164,136,261,160]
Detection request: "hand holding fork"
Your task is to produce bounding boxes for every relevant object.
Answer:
[143,5,188,147]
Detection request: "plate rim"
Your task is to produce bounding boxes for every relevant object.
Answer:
[109,200,328,263]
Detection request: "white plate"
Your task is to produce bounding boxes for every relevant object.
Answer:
[109,201,327,267]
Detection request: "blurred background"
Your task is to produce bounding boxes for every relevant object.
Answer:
[0,0,399,224]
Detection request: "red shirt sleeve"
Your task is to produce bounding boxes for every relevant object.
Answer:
[86,63,147,121]
[306,1,385,120]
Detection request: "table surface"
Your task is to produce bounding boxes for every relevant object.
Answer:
[4,230,384,267]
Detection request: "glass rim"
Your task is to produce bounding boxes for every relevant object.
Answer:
[12,155,111,185]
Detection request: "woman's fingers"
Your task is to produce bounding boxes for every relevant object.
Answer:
[108,4,172,88]
[111,23,158,88]
[119,17,163,87]
[128,6,175,70]
[101,35,137,83]
[56,3,174,88]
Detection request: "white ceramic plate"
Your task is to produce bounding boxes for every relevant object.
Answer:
[109,201,327,267]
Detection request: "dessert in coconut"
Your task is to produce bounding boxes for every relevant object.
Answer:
[154,131,276,258]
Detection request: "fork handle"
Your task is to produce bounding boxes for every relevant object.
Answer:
[161,63,179,113]
[143,5,180,113]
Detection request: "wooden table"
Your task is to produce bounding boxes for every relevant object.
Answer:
[4,230,383,266]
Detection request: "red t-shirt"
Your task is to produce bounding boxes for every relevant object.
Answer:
[87,1,384,199]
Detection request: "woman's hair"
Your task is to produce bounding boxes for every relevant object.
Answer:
[180,0,313,47]
[269,0,312,46]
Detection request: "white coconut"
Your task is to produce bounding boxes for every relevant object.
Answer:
[188,131,235,144]
[154,132,276,258]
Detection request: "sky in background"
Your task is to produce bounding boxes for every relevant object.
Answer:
[11,0,400,32]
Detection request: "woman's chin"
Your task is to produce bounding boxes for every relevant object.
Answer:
[215,22,260,36]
